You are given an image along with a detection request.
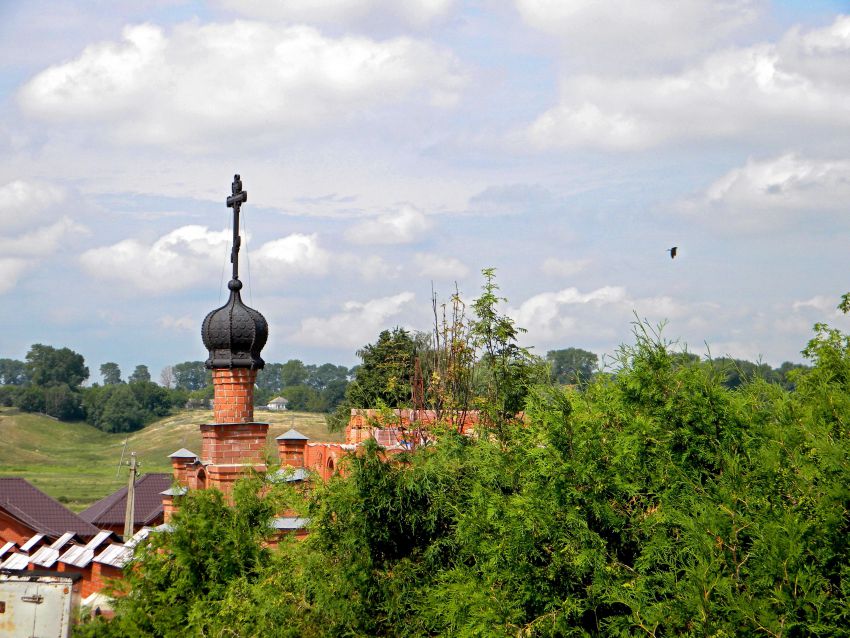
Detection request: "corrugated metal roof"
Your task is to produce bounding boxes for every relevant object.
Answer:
[0,541,16,559]
[59,545,94,568]
[0,552,30,570]
[168,448,198,459]
[58,530,114,568]
[272,517,310,530]
[28,532,76,568]
[94,526,152,568]
[20,533,45,553]
[94,543,132,569]
[28,547,60,568]
[276,428,308,440]
[79,473,170,527]
[0,478,100,540]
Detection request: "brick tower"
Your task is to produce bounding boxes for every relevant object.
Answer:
[198,174,269,499]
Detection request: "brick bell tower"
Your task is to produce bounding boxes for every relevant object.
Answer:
[198,174,270,498]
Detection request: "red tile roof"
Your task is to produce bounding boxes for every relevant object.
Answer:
[79,473,171,528]
[0,478,100,540]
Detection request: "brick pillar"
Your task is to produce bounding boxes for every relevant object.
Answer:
[213,368,257,423]
[202,367,269,500]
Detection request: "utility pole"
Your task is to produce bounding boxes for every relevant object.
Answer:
[123,452,138,541]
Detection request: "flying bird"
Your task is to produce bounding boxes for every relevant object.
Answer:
[667,247,678,259]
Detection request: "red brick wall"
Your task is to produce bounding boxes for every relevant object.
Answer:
[90,562,123,595]
[57,562,96,598]
[212,368,257,423]
[0,509,37,545]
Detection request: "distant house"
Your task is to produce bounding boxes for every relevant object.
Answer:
[267,396,289,411]
[80,473,171,537]
[0,478,100,545]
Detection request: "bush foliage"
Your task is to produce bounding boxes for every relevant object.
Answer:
[79,309,850,637]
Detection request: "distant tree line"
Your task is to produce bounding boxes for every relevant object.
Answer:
[0,346,353,433]
[545,347,809,390]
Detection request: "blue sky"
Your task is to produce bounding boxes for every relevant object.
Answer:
[2,0,850,383]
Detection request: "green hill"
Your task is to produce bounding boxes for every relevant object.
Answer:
[0,407,343,511]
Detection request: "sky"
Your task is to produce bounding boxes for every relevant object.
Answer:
[2,0,850,383]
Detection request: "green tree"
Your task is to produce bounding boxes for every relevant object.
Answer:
[327,328,419,430]
[173,361,210,391]
[470,268,545,431]
[98,384,145,432]
[128,381,172,418]
[128,364,151,384]
[43,384,83,420]
[15,386,45,413]
[0,358,28,385]
[255,362,283,394]
[100,362,123,385]
[25,344,88,388]
[280,384,322,412]
[349,328,418,408]
[546,347,598,386]
[279,359,308,388]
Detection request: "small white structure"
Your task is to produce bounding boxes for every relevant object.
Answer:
[267,396,289,411]
[0,572,81,638]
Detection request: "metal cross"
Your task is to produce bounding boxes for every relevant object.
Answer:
[226,174,248,280]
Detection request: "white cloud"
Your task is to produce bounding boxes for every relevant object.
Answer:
[18,21,465,149]
[515,0,761,69]
[159,314,196,331]
[0,217,88,257]
[509,286,627,340]
[541,257,589,278]
[338,254,401,281]
[217,0,454,27]
[80,225,333,293]
[0,258,31,294]
[413,253,469,280]
[792,295,838,315]
[80,225,229,293]
[522,15,850,151]
[294,291,415,347]
[681,153,850,232]
[0,180,66,232]
[507,285,691,347]
[345,205,432,245]
[252,233,330,278]
[0,180,87,294]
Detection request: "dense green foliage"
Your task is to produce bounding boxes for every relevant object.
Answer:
[80,311,850,637]
[547,347,598,386]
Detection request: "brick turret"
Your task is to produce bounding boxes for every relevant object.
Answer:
[276,429,309,468]
[194,175,270,500]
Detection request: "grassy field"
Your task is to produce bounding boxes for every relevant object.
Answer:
[0,407,343,511]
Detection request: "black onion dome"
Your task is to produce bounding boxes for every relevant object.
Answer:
[201,279,268,369]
